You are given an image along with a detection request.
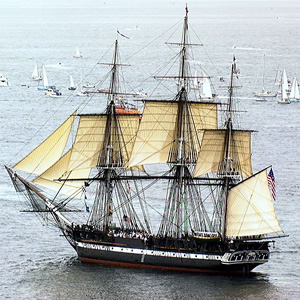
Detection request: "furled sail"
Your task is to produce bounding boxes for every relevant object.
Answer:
[226,169,282,237]
[194,129,253,178]
[128,101,217,167]
[14,114,75,176]
[33,114,141,196]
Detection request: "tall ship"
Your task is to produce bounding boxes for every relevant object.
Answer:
[6,8,284,274]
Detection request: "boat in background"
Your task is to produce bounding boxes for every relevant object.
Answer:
[45,88,62,98]
[289,77,300,102]
[0,74,10,87]
[76,89,89,97]
[198,71,216,100]
[68,75,77,90]
[77,78,89,97]
[73,47,83,58]
[253,55,277,100]
[37,66,56,91]
[82,82,95,88]
[32,63,42,81]
[277,69,291,104]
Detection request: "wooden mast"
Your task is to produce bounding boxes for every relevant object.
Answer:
[221,56,235,240]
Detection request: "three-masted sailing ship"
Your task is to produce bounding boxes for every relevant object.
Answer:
[6,7,284,274]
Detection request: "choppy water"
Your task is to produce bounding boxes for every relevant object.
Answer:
[1,0,300,299]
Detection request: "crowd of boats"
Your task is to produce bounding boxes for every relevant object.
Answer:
[2,59,299,106]
[253,55,299,103]
[254,69,300,103]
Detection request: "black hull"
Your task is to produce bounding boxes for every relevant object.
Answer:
[74,240,266,274]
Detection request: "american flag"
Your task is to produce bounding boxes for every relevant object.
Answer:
[267,169,276,201]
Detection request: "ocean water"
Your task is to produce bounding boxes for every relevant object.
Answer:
[1,0,300,299]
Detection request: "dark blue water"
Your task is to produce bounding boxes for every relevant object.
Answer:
[1,0,300,299]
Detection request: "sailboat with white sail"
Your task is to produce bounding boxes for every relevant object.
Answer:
[6,7,284,274]
[32,63,42,81]
[68,75,77,90]
[278,69,291,104]
[37,66,55,91]
[198,71,216,100]
[289,77,300,102]
[76,76,89,97]
[73,47,83,58]
[253,55,277,100]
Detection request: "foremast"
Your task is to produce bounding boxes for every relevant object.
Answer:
[87,37,149,233]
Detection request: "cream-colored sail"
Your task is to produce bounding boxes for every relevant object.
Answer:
[33,115,106,196]
[33,150,85,197]
[226,169,282,237]
[68,115,107,170]
[189,103,218,151]
[14,114,75,175]
[128,101,217,167]
[34,114,141,196]
[128,101,178,167]
[194,129,252,178]
[118,115,141,162]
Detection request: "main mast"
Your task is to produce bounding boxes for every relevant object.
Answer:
[158,6,212,238]
[174,6,190,237]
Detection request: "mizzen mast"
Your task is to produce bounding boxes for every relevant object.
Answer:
[220,57,236,240]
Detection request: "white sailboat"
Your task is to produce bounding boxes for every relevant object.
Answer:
[73,47,83,58]
[32,63,42,81]
[277,69,291,104]
[198,71,215,100]
[253,55,277,100]
[76,71,89,96]
[68,75,77,90]
[77,88,89,97]
[289,77,300,102]
[77,79,89,97]
[37,66,55,91]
